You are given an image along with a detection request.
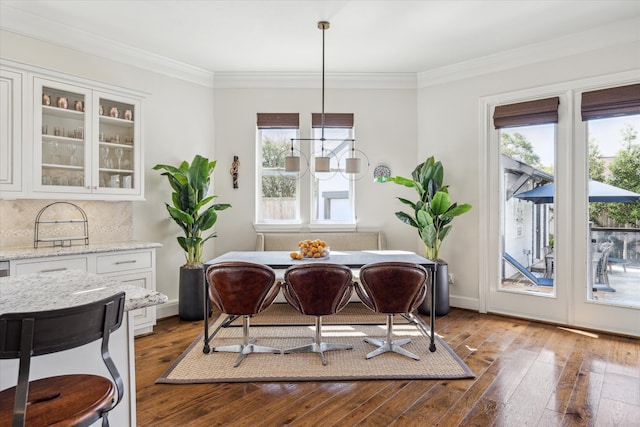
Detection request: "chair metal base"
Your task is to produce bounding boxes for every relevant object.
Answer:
[213,339,281,367]
[364,314,420,361]
[212,315,281,367]
[284,317,352,365]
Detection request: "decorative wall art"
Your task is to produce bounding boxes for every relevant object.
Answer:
[230,155,240,189]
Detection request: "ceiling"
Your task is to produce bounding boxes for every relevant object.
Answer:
[1,0,639,76]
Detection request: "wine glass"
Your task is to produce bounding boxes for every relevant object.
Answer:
[67,143,78,166]
[100,146,110,168]
[114,147,124,170]
[48,141,59,164]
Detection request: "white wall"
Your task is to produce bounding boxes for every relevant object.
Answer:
[4,27,638,315]
[212,87,420,256]
[417,40,640,310]
[0,30,215,302]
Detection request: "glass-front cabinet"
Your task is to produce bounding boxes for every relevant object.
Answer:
[32,77,142,199]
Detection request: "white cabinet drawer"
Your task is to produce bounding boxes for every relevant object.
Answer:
[96,250,152,274]
[13,257,88,275]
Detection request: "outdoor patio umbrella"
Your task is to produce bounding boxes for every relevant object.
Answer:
[514,180,640,204]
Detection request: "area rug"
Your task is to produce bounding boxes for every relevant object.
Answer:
[157,304,474,384]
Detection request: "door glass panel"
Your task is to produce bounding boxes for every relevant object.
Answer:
[500,124,556,295]
[41,86,86,188]
[98,97,135,190]
[586,114,640,307]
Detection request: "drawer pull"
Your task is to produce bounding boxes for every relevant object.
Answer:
[115,260,137,265]
[40,267,67,273]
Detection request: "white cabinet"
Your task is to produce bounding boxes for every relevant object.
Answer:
[0,67,23,193]
[0,60,145,201]
[9,248,157,336]
[33,77,143,199]
[95,250,156,335]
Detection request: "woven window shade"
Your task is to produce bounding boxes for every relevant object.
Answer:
[493,97,559,129]
[257,113,299,129]
[581,83,640,121]
[312,113,354,128]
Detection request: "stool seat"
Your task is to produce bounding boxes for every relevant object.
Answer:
[0,374,115,427]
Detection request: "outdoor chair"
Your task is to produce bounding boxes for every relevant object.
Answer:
[503,252,554,287]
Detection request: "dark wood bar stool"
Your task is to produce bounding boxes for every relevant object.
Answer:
[0,292,126,427]
[356,262,428,360]
[282,263,354,365]
[206,261,282,367]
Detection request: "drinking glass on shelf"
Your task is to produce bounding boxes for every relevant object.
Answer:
[114,148,124,170]
[100,146,110,168]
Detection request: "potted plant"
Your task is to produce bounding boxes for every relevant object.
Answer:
[153,154,231,321]
[376,156,471,315]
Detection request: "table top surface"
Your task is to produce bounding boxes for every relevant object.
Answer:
[205,250,436,270]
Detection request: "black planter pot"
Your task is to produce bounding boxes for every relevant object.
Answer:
[418,262,450,316]
[179,266,206,321]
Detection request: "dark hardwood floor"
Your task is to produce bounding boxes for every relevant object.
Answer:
[135,308,640,426]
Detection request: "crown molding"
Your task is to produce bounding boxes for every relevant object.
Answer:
[418,17,640,88]
[2,2,637,91]
[0,4,214,88]
[212,72,417,89]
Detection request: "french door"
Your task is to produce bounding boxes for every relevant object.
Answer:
[480,73,640,337]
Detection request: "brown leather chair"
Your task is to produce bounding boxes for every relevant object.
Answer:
[282,263,354,365]
[206,261,281,367]
[356,262,428,360]
[0,292,126,427]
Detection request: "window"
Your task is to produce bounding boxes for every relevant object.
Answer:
[255,112,357,230]
[494,97,559,294]
[581,83,640,307]
[311,113,355,225]
[256,113,300,224]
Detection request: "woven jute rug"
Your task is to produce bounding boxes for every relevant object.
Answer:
[157,304,474,384]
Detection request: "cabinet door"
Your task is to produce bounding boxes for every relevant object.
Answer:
[106,270,155,336]
[92,92,142,197]
[0,68,23,194]
[33,77,92,195]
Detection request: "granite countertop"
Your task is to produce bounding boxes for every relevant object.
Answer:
[0,241,162,261]
[0,270,168,314]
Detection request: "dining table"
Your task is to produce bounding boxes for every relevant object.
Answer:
[202,250,438,353]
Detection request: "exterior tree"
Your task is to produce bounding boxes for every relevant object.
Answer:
[261,137,296,198]
[607,124,640,227]
[588,138,607,225]
[501,132,543,168]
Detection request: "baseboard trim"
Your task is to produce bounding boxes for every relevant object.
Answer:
[450,295,479,311]
[156,299,179,319]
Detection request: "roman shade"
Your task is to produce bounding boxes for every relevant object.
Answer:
[581,83,640,121]
[257,113,299,129]
[312,113,354,128]
[493,97,560,129]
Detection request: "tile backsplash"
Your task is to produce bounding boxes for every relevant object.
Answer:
[0,200,133,249]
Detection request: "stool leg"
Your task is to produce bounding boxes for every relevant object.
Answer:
[284,317,352,366]
[213,315,281,367]
[364,314,420,360]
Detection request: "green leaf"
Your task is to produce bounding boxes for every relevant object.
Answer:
[194,209,217,233]
[395,211,418,228]
[430,191,452,215]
